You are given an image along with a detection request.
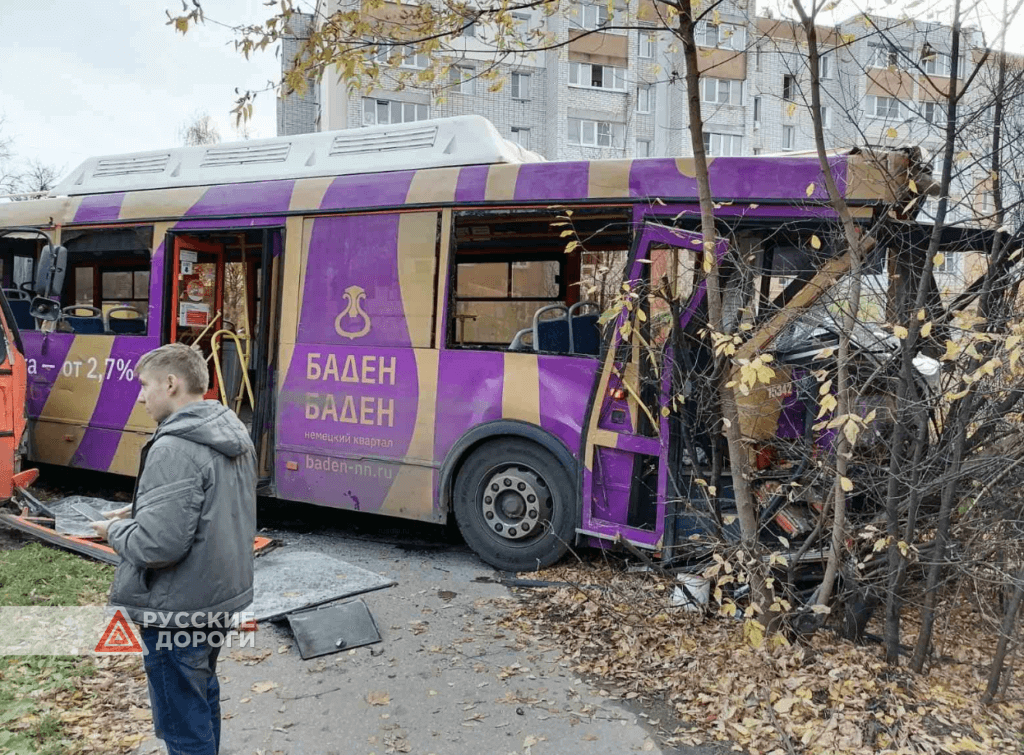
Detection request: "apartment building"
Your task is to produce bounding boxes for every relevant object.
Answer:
[279,2,1018,231]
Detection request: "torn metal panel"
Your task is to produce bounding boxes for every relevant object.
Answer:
[251,550,395,622]
[286,598,381,660]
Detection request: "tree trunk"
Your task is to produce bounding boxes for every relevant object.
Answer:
[982,567,1024,704]
[677,0,770,618]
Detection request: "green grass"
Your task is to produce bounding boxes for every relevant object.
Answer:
[0,543,116,753]
[0,542,114,606]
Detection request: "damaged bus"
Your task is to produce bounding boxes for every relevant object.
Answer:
[0,115,971,570]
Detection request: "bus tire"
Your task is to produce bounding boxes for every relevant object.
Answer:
[453,438,575,572]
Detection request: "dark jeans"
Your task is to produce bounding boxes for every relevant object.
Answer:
[140,628,224,755]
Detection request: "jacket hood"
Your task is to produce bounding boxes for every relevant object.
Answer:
[154,400,251,458]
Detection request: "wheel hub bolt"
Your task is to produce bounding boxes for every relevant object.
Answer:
[495,523,503,532]
[485,511,494,520]
[527,495,536,503]
[509,528,517,536]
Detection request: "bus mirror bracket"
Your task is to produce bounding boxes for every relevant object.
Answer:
[34,244,68,299]
[30,297,61,322]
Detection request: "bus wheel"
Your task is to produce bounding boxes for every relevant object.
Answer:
[453,438,575,572]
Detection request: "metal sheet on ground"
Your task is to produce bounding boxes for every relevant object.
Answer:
[286,598,382,660]
[251,551,395,622]
[52,496,123,537]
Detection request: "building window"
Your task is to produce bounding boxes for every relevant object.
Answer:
[703,132,743,156]
[782,74,796,101]
[921,48,965,77]
[373,43,428,69]
[637,139,652,157]
[510,127,531,149]
[782,125,795,151]
[819,52,832,79]
[696,21,746,50]
[463,20,477,37]
[362,98,429,126]
[753,147,763,155]
[756,45,763,71]
[701,77,742,105]
[820,105,832,129]
[934,251,958,274]
[923,101,947,124]
[568,117,625,148]
[511,12,531,32]
[639,31,655,58]
[753,95,761,127]
[866,95,903,119]
[637,84,653,113]
[574,2,609,30]
[449,66,476,95]
[869,44,904,69]
[511,72,531,99]
[569,62,626,91]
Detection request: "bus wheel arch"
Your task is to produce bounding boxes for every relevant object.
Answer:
[442,423,578,572]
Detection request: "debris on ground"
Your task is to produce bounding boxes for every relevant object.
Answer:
[501,560,1024,755]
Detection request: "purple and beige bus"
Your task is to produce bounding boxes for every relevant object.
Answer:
[0,116,933,570]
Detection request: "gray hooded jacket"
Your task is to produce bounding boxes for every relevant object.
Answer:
[107,400,257,627]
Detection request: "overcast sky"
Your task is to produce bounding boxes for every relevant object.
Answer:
[1,1,280,180]
[1,0,1020,185]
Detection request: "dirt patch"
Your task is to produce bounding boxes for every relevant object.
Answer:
[0,521,27,552]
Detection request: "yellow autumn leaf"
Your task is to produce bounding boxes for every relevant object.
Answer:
[893,325,909,339]
[886,127,898,138]
[909,179,918,193]
[840,476,853,492]
[921,321,933,337]
[806,182,816,197]
[810,234,822,250]
[933,253,945,267]
[787,102,797,118]
[743,619,765,649]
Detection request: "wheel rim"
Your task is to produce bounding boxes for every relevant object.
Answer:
[479,464,551,541]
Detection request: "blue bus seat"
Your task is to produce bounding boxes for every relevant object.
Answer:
[533,304,571,353]
[569,301,601,355]
[62,305,105,334]
[5,297,35,331]
[107,306,147,335]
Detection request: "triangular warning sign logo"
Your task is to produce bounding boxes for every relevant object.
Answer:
[95,609,143,654]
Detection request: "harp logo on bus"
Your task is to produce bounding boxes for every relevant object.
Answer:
[334,285,372,340]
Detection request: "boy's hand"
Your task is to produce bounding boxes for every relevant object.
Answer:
[89,519,112,540]
[101,505,132,520]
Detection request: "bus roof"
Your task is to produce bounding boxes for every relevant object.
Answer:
[52,115,545,197]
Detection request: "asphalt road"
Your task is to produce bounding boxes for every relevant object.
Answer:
[124,500,705,755]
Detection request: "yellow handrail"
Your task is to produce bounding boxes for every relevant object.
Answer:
[210,329,255,413]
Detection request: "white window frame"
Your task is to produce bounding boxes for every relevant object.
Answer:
[934,251,959,274]
[569,62,627,91]
[568,117,625,148]
[782,125,795,151]
[510,127,531,149]
[819,52,832,80]
[511,11,531,33]
[511,72,531,100]
[922,100,947,125]
[867,95,903,119]
[637,139,652,157]
[869,44,905,70]
[922,50,966,77]
[637,84,653,113]
[701,77,742,106]
[362,98,429,126]
[695,21,745,50]
[702,132,743,157]
[639,31,655,59]
[782,74,796,101]
[575,2,610,31]
[753,95,761,127]
[449,66,476,94]
[820,105,832,130]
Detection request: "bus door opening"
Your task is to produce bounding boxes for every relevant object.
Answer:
[167,230,279,465]
[581,224,707,551]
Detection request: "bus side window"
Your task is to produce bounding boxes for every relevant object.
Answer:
[449,208,632,355]
[59,226,153,336]
[0,236,42,331]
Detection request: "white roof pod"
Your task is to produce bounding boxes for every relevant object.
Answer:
[51,115,545,197]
